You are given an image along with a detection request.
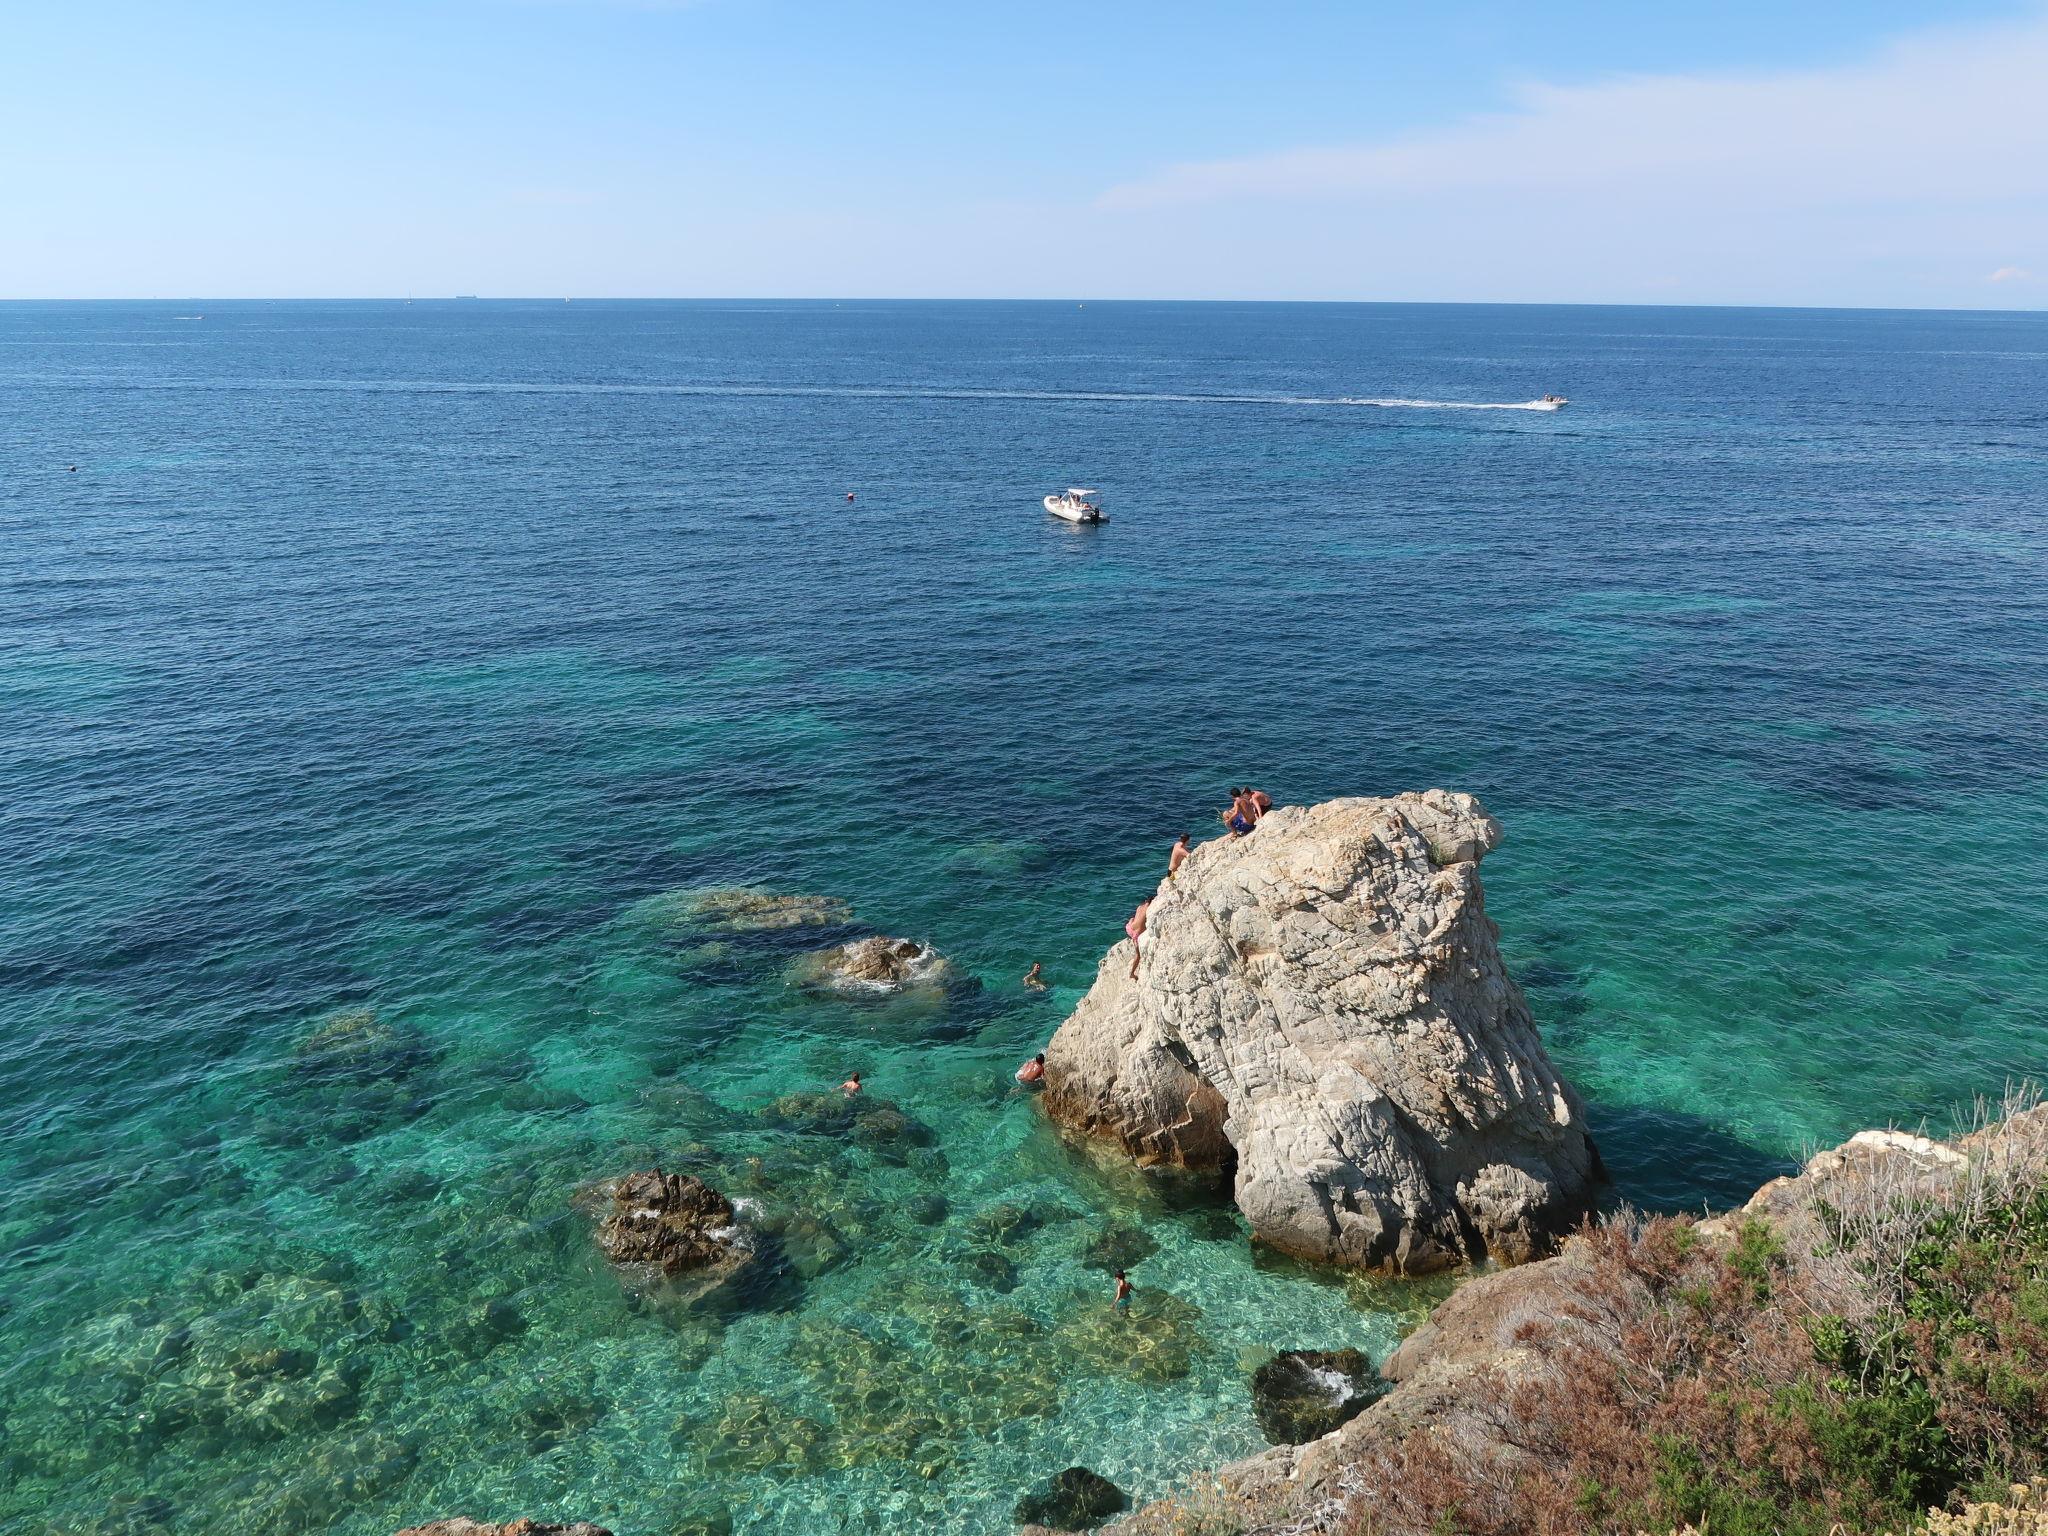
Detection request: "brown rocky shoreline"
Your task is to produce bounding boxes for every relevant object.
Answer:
[1105,1102,2048,1534]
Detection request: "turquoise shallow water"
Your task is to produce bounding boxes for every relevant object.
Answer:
[2,300,2046,1534]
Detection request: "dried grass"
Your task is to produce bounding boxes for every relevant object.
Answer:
[1328,1087,2048,1536]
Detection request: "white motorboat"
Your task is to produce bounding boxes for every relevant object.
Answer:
[1535,394,1569,410]
[1044,487,1106,524]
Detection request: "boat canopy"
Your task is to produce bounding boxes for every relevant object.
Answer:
[1065,488,1100,498]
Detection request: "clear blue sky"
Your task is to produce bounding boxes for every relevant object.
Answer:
[5,1,2044,305]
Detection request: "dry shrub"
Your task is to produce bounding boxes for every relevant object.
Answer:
[1338,1092,2048,1536]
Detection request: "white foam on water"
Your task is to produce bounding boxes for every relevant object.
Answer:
[1305,1365,1362,1404]
[1338,396,1566,411]
[74,375,1570,413]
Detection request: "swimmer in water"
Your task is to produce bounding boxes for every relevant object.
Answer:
[1022,961,1047,989]
[1113,1269,1132,1306]
[840,1071,861,1096]
[1016,1052,1045,1084]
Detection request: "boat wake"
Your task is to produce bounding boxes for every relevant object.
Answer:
[87,377,1568,412]
[1337,396,1565,412]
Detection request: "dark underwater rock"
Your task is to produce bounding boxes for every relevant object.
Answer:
[1249,1347,1386,1444]
[963,1194,1079,1246]
[1014,1466,1129,1530]
[395,1521,614,1536]
[1051,1287,1203,1384]
[292,1007,431,1084]
[757,1091,936,1153]
[957,1245,1018,1292]
[652,887,853,933]
[770,1212,852,1280]
[1080,1221,1159,1272]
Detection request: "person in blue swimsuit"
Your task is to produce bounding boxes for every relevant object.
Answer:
[1226,787,1258,837]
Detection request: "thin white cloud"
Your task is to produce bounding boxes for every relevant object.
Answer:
[1988,265,2033,282]
[1099,14,2048,214]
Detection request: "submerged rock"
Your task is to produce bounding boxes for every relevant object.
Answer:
[963,1195,1079,1246]
[395,1523,613,1536]
[1079,1222,1159,1273]
[757,1091,937,1155]
[1051,1287,1205,1384]
[1042,791,1602,1274]
[651,887,853,934]
[292,1007,430,1083]
[676,1392,830,1476]
[1014,1466,1129,1530]
[584,1170,754,1292]
[789,935,963,995]
[1250,1348,1386,1444]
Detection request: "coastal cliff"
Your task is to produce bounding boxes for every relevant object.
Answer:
[1042,791,1603,1272]
[1114,1100,2048,1536]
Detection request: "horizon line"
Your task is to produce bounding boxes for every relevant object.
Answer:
[3,295,2045,316]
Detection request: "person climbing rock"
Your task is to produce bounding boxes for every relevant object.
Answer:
[1125,900,1152,981]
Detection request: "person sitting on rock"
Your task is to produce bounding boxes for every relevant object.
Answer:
[1022,961,1047,989]
[1167,832,1191,879]
[1248,787,1273,817]
[1225,788,1258,838]
[839,1071,862,1096]
[1125,900,1152,980]
[1016,1052,1046,1084]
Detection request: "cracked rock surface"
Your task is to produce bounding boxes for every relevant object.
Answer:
[1042,791,1602,1273]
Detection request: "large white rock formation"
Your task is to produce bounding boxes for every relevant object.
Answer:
[1042,791,1602,1273]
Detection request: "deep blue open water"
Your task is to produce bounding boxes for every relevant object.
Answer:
[2,299,2045,1534]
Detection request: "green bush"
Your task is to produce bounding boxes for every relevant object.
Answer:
[1339,1117,2048,1536]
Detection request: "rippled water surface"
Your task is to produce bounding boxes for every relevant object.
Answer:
[3,300,2045,1534]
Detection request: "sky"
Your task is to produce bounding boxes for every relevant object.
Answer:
[3,0,2045,306]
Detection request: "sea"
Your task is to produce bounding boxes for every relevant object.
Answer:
[2,299,2044,1536]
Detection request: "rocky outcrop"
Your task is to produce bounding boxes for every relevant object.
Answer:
[790,936,959,994]
[582,1170,753,1295]
[1108,1103,2048,1535]
[1042,792,1601,1273]
[395,1522,612,1536]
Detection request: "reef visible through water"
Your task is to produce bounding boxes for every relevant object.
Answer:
[3,299,2044,1533]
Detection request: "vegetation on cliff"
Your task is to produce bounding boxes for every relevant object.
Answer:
[1331,1101,2048,1536]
